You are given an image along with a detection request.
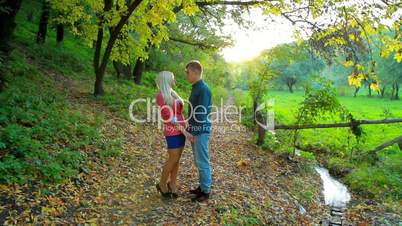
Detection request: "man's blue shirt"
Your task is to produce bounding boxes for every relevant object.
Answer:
[188,79,212,135]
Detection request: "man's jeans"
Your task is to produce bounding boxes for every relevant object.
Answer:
[192,133,212,193]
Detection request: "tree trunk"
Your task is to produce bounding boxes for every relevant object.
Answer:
[252,98,259,125]
[367,82,372,97]
[284,77,296,93]
[287,82,294,93]
[133,57,144,84]
[93,27,104,72]
[394,83,399,100]
[94,71,105,96]
[0,0,22,91]
[36,0,50,44]
[353,87,360,97]
[93,0,142,96]
[0,0,22,53]
[113,61,121,78]
[93,0,113,96]
[113,61,132,79]
[56,24,64,45]
[380,86,386,97]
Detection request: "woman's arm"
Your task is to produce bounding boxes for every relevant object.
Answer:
[173,121,194,142]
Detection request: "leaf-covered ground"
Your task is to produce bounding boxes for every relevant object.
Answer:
[0,71,400,225]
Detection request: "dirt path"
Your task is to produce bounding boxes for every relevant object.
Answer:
[1,71,328,225]
[55,78,327,225]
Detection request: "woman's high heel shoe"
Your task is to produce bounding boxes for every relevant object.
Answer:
[167,182,178,199]
[156,183,172,198]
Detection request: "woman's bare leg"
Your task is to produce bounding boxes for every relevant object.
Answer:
[159,148,182,193]
[169,147,183,192]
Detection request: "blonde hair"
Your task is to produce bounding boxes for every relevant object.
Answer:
[155,71,183,106]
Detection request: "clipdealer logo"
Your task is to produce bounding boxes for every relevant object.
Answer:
[128,97,275,132]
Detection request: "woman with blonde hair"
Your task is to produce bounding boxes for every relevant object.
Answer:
[155,71,193,198]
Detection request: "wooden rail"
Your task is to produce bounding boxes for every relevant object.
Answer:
[274,118,402,130]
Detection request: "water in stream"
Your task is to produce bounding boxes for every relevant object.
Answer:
[315,166,351,208]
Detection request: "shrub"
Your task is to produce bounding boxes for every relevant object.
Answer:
[0,57,102,184]
[345,147,402,200]
[211,86,229,104]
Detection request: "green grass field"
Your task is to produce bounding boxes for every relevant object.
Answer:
[265,90,402,149]
[235,89,402,200]
[236,89,401,148]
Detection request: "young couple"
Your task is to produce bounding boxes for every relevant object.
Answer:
[155,60,212,202]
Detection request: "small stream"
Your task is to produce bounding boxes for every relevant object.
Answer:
[295,149,351,225]
[315,166,351,225]
[315,166,351,208]
[295,149,351,208]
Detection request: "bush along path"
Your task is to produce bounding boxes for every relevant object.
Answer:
[1,70,334,225]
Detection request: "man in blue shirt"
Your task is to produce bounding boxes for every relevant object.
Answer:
[185,60,212,202]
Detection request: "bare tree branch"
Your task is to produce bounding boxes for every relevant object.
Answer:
[168,36,223,49]
[195,0,273,7]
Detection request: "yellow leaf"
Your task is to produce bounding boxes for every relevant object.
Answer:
[350,19,358,28]
[236,159,250,167]
[342,60,353,68]
[394,52,402,63]
[348,72,363,88]
[370,82,380,91]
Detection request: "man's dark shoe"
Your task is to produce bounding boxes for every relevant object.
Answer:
[191,191,210,202]
[189,186,202,195]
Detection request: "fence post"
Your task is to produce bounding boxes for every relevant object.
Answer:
[256,111,266,145]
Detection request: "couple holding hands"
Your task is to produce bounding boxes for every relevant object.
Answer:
[155,60,212,202]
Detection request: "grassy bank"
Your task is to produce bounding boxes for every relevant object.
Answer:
[0,51,104,184]
[234,89,402,201]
